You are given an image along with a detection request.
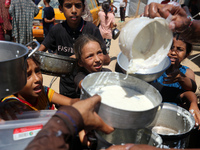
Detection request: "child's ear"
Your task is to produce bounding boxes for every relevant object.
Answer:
[59,5,63,13]
[78,60,83,67]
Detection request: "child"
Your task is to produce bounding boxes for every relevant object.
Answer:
[43,0,55,53]
[152,34,200,127]
[98,1,116,53]
[74,34,111,96]
[1,55,79,120]
[73,34,111,148]
[108,0,117,14]
[42,0,55,53]
[38,0,111,99]
[119,0,127,22]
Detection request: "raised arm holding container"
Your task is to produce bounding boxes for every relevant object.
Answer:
[144,2,200,44]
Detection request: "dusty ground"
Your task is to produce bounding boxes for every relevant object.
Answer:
[42,17,200,96]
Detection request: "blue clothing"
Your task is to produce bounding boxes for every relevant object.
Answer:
[35,0,41,5]
[151,65,189,104]
[42,6,55,37]
[153,65,189,89]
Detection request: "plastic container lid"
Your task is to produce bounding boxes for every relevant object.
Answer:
[0,110,56,150]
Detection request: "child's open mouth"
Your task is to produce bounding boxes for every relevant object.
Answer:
[71,16,78,21]
[170,57,177,62]
[94,64,102,70]
[33,85,42,94]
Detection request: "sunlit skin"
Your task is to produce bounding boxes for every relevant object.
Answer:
[17,59,43,105]
[59,0,84,30]
[78,41,104,73]
[168,37,188,66]
[164,37,196,92]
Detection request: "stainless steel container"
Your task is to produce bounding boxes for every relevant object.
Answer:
[0,41,39,98]
[117,52,171,82]
[33,51,77,76]
[81,72,162,129]
[148,103,195,148]
[95,128,163,149]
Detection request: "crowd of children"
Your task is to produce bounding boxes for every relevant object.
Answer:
[1,0,200,149]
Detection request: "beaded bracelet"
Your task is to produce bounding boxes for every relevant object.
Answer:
[55,111,78,134]
[187,16,194,27]
[178,16,194,34]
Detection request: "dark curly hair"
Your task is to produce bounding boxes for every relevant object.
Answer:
[173,33,192,55]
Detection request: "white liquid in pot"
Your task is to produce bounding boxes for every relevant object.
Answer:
[89,85,154,111]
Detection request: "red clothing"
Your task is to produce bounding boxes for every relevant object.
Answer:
[0,0,12,31]
[5,0,10,6]
[161,0,170,4]
[0,16,5,40]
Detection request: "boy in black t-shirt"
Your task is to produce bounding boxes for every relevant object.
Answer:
[38,0,111,99]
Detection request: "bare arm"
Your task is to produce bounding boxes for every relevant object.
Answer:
[144,2,200,44]
[38,44,48,52]
[106,144,200,150]
[180,68,196,92]
[180,91,200,129]
[164,68,197,92]
[25,95,114,150]
[51,92,80,106]
[44,18,55,23]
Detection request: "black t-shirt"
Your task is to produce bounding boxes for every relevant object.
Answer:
[74,67,112,97]
[42,19,107,98]
[42,6,55,27]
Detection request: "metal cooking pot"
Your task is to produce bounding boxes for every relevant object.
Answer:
[148,103,195,148]
[81,72,162,129]
[33,51,77,76]
[117,52,171,82]
[112,28,120,40]
[95,128,163,149]
[0,41,39,98]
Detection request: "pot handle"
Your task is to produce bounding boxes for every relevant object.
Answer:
[26,41,40,58]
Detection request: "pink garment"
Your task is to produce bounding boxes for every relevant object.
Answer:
[98,11,115,39]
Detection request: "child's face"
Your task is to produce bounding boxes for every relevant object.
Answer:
[78,41,104,72]
[59,0,84,29]
[18,59,43,99]
[168,37,187,65]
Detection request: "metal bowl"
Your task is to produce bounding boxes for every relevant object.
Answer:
[117,52,171,82]
[33,51,77,76]
[81,72,162,129]
[95,128,163,149]
[148,103,195,148]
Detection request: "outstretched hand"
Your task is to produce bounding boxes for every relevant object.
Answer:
[0,101,27,120]
[163,58,181,84]
[72,95,114,134]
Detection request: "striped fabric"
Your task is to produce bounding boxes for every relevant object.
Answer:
[2,86,55,111]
